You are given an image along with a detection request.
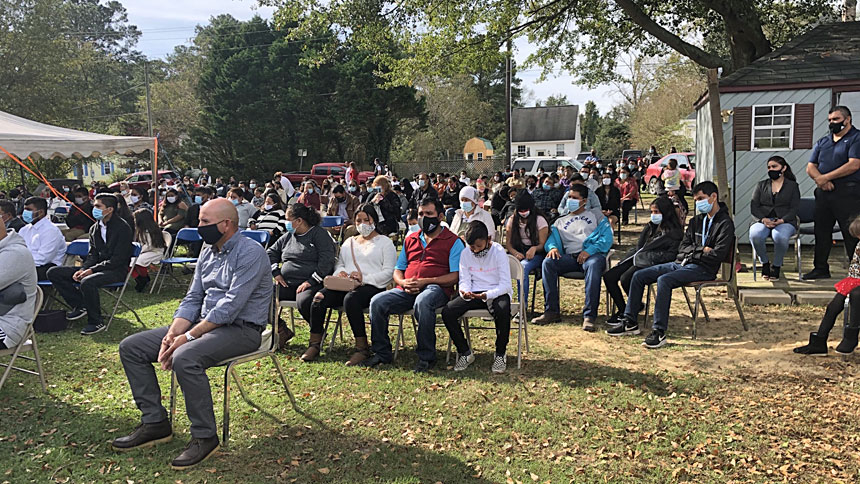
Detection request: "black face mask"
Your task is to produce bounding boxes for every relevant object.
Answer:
[198,222,223,245]
[335,196,345,203]
[419,215,439,233]
[767,169,782,180]
[830,121,845,134]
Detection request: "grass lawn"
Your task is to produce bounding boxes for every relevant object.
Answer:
[3,208,860,483]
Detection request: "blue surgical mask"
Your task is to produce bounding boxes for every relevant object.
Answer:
[195,195,203,204]
[231,199,239,206]
[695,198,713,214]
[542,183,551,191]
[92,207,104,220]
[349,186,357,193]
[566,198,580,212]
[408,224,420,234]
[418,179,426,188]
[308,188,315,194]
[22,209,34,224]
[285,221,295,234]
[461,201,473,213]
[650,214,663,225]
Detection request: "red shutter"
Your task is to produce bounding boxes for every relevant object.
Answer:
[733,106,752,151]
[793,103,815,149]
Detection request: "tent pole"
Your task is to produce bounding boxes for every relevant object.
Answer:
[145,62,158,218]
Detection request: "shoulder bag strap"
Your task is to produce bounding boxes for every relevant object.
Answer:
[351,237,362,277]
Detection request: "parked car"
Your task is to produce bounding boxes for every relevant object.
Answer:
[575,151,592,163]
[621,150,644,164]
[285,163,374,186]
[510,157,583,176]
[109,170,180,193]
[644,153,696,194]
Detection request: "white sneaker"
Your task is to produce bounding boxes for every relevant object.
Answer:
[491,354,507,374]
[453,352,475,371]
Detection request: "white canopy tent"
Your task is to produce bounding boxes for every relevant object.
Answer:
[0,109,155,160]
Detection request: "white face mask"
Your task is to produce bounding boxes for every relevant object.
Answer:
[357,223,375,237]
[166,196,177,204]
[264,204,274,211]
[130,195,140,204]
[602,178,611,186]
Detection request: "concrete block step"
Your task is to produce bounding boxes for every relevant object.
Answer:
[739,289,792,306]
[792,291,836,306]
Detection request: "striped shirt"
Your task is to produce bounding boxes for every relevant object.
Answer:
[249,209,287,241]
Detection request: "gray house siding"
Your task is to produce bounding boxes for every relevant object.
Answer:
[695,88,832,241]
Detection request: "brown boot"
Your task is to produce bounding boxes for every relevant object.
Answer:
[346,337,371,366]
[301,333,323,362]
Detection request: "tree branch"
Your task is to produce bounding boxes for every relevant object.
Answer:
[614,0,727,69]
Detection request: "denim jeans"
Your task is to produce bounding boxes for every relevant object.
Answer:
[541,252,606,318]
[624,262,714,332]
[521,254,545,312]
[368,285,450,363]
[749,222,795,267]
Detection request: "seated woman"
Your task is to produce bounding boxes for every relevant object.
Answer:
[297,181,322,211]
[441,177,461,224]
[749,155,800,280]
[128,186,152,213]
[504,192,548,315]
[794,218,860,356]
[604,197,683,332]
[249,192,288,243]
[370,176,401,236]
[307,204,397,364]
[267,203,336,355]
[489,185,511,227]
[158,188,188,235]
[449,186,496,240]
[595,172,621,227]
[130,208,169,292]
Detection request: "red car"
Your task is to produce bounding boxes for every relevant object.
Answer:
[286,163,375,186]
[644,153,696,194]
[109,170,180,193]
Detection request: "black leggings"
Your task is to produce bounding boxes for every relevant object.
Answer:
[621,200,636,224]
[278,283,319,330]
[309,285,384,337]
[817,286,860,339]
[602,258,638,313]
[441,294,511,355]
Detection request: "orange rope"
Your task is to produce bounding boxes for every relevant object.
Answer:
[25,157,95,223]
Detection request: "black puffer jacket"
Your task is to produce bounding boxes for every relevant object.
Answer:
[676,202,735,275]
[622,222,683,268]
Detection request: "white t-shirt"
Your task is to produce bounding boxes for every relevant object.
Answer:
[553,209,604,255]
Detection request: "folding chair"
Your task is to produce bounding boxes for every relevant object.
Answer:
[321,216,344,229]
[0,287,46,392]
[39,240,91,311]
[241,229,270,246]
[456,254,528,368]
[152,228,201,294]
[52,206,68,223]
[103,243,144,330]
[549,249,616,317]
[396,307,445,362]
[169,284,300,447]
[643,238,747,339]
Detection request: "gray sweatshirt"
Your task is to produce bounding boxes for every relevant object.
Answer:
[266,225,337,287]
[0,231,38,347]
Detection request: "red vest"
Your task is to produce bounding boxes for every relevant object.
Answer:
[400,228,459,296]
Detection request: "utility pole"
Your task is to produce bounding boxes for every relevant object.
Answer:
[505,39,513,171]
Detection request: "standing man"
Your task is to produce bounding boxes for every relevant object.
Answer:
[113,199,271,469]
[19,197,67,281]
[47,194,133,335]
[804,106,860,280]
[197,167,212,186]
[362,198,464,372]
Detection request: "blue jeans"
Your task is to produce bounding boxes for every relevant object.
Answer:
[624,262,714,332]
[445,208,457,225]
[521,254,545,312]
[749,222,795,267]
[541,252,606,318]
[368,285,450,363]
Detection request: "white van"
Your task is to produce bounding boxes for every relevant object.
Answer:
[510,156,582,176]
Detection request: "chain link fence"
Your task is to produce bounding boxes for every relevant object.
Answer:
[392,157,509,179]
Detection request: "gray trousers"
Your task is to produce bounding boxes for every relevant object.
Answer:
[118,323,262,438]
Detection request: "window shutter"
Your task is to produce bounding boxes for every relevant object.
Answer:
[793,103,815,150]
[732,106,752,151]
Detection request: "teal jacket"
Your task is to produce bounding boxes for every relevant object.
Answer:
[544,216,613,256]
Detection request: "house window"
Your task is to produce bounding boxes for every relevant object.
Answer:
[477,152,483,161]
[556,144,565,156]
[752,104,793,150]
[517,145,526,157]
[101,161,114,176]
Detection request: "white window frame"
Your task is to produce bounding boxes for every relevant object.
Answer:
[477,152,483,161]
[556,143,565,156]
[517,145,526,157]
[751,103,793,151]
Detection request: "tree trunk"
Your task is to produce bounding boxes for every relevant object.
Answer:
[707,69,730,210]
[710,1,773,72]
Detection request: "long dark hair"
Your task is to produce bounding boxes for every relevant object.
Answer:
[767,155,797,181]
[133,208,166,249]
[265,192,285,211]
[287,202,321,226]
[653,196,682,233]
[509,192,546,251]
[355,203,380,225]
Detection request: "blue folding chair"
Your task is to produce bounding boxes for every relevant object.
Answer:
[52,206,69,222]
[152,228,201,294]
[321,216,344,228]
[38,240,91,310]
[241,229,270,246]
[103,243,145,330]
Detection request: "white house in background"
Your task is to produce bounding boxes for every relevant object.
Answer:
[674,112,697,140]
[511,105,581,160]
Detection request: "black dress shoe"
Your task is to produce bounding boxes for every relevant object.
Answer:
[413,359,435,373]
[357,354,390,368]
[801,268,831,280]
[111,420,173,452]
[170,436,220,470]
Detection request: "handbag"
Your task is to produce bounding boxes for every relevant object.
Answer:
[323,238,362,292]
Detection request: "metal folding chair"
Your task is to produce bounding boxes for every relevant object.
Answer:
[0,287,46,392]
[39,240,90,311]
[456,254,528,368]
[103,243,144,330]
[169,284,300,447]
[241,229,270,246]
[152,228,201,294]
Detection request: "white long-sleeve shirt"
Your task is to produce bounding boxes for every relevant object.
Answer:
[458,242,512,300]
[19,216,67,267]
[279,175,296,198]
[333,234,397,289]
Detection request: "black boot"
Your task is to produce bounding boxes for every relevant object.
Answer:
[761,262,771,280]
[836,327,859,355]
[770,266,781,280]
[111,420,173,451]
[793,332,828,356]
[134,275,150,293]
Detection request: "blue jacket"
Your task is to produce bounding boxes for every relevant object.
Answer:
[544,215,613,256]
